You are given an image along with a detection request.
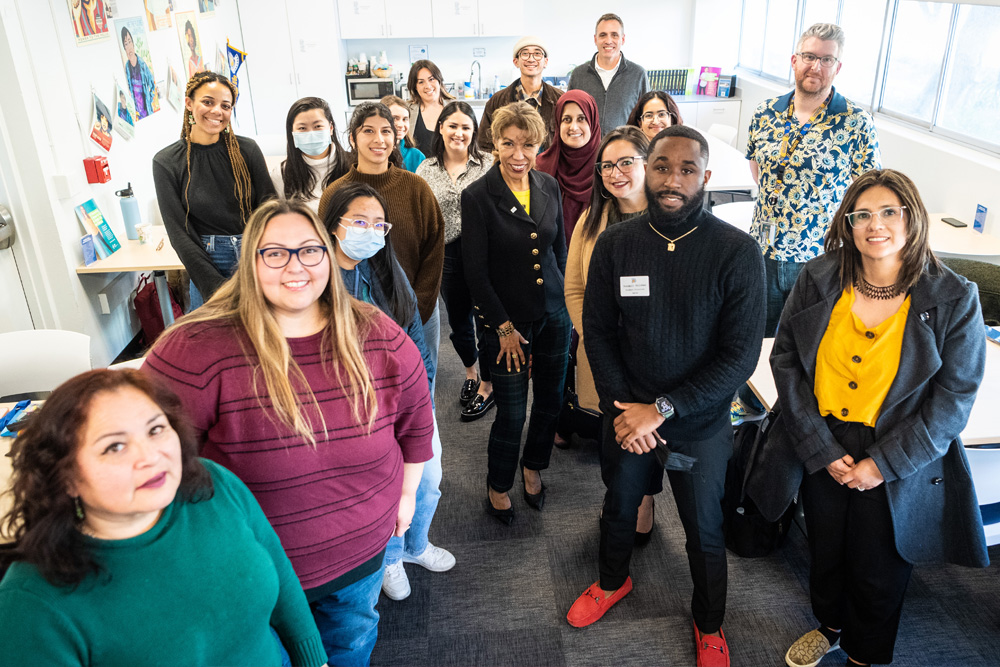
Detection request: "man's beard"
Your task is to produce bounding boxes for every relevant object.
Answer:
[645,182,706,226]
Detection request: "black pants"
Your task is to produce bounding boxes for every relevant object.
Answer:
[599,418,732,634]
[440,239,491,383]
[801,417,914,665]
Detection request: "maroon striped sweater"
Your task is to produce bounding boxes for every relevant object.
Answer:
[144,313,434,589]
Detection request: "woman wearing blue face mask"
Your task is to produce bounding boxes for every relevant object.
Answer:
[271,97,352,214]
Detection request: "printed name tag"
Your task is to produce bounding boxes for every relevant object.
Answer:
[620,276,650,297]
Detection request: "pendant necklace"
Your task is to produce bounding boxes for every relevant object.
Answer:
[649,222,698,252]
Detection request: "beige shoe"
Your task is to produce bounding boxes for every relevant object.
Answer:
[785,629,840,667]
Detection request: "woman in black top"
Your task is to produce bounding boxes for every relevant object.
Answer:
[460,102,570,524]
[406,60,454,153]
[153,71,275,309]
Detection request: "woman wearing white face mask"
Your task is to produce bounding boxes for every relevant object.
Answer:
[271,97,352,214]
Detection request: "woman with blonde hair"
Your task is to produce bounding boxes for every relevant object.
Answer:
[144,198,434,665]
[153,71,276,309]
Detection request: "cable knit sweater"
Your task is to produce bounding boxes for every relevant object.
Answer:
[318,165,445,323]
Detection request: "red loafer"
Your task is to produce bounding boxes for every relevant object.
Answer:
[694,621,730,667]
[566,577,633,628]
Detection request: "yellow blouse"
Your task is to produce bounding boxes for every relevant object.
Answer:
[512,189,530,215]
[814,287,911,427]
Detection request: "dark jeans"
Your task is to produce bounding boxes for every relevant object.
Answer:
[599,419,732,634]
[189,234,243,310]
[764,256,806,337]
[482,307,571,493]
[440,239,490,383]
[802,418,914,665]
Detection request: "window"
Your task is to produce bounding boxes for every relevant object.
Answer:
[834,0,887,105]
[739,0,767,73]
[762,0,799,78]
[800,0,839,32]
[936,4,1000,146]
[881,1,952,124]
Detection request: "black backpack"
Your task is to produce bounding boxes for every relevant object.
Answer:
[723,409,797,557]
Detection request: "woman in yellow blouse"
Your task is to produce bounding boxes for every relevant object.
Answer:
[756,169,989,667]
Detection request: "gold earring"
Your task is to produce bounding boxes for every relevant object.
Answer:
[74,497,84,520]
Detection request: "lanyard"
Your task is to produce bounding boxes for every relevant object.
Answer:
[777,92,830,180]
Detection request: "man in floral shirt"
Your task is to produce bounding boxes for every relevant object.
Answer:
[746,22,881,336]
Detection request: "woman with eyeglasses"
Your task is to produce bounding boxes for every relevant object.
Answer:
[145,198,434,664]
[748,169,988,667]
[406,60,455,153]
[564,126,659,543]
[626,90,684,142]
[416,101,495,421]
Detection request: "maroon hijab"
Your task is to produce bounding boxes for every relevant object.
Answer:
[536,90,601,241]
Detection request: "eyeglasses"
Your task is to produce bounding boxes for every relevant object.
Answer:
[845,206,907,228]
[796,52,839,68]
[518,50,546,61]
[339,217,393,236]
[596,156,645,176]
[640,110,672,123]
[257,245,329,268]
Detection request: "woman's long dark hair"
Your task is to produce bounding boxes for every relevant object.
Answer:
[347,102,403,169]
[280,97,351,201]
[580,126,649,241]
[321,182,415,327]
[430,101,485,166]
[0,370,213,587]
[625,90,684,129]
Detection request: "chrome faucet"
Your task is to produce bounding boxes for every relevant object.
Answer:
[470,60,482,99]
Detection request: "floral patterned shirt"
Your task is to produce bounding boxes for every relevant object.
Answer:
[746,88,880,263]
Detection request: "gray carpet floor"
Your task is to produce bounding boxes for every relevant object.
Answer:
[371,314,1000,666]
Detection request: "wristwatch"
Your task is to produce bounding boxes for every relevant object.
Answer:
[654,396,675,420]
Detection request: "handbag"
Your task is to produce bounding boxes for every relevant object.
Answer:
[133,272,183,346]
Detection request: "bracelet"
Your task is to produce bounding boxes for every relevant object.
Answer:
[497,321,515,337]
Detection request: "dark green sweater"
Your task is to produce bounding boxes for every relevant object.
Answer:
[0,459,327,667]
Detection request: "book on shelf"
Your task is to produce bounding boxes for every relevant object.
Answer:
[75,199,120,258]
[647,69,690,96]
[717,74,737,97]
[697,67,722,97]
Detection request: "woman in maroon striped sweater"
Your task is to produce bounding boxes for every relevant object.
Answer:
[144,198,434,666]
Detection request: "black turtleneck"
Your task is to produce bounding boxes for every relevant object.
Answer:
[582,206,766,438]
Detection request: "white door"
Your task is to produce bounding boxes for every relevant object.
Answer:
[0,133,33,333]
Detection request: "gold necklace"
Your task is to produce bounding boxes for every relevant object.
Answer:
[649,222,699,252]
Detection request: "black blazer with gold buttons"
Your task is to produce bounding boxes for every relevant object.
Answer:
[460,163,567,329]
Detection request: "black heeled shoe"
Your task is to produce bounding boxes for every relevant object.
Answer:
[522,469,547,511]
[486,482,514,525]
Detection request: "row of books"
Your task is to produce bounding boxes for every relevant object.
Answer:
[76,199,120,264]
[647,68,737,98]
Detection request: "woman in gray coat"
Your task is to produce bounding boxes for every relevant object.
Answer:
[750,169,989,667]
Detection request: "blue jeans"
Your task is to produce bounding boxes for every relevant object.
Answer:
[189,234,243,310]
[385,415,442,565]
[309,562,384,667]
[421,303,440,399]
[764,256,806,337]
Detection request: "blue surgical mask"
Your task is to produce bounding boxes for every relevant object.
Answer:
[293,130,332,157]
[338,230,385,261]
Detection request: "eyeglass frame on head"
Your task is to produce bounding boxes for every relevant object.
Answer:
[640,110,674,123]
[595,155,645,176]
[257,245,329,269]
[796,52,839,68]
[845,206,908,229]
[518,49,546,62]
[338,216,393,237]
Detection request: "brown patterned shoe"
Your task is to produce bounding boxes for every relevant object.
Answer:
[785,629,840,667]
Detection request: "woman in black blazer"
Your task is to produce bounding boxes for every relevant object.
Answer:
[461,101,571,524]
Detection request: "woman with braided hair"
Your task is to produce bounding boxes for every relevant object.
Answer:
[153,71,276,309]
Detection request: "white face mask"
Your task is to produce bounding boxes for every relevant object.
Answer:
[293,130,332,157]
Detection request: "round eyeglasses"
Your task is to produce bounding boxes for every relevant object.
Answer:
[339,217,393,237]
[257,245,329,269]
[846,206,907,228]
[640,110,672,123]
[596,156,645,176]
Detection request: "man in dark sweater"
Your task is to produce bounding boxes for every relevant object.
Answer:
[567,125,765,667]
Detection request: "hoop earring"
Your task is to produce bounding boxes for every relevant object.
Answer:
[74,496,85,520]
[599,187,611,200]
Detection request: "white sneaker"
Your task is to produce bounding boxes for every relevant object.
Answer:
[401,543,456,572]
[381,561,411,600]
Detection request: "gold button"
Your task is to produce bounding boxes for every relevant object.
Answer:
[534,264,541,270]
[532,249,539,256]
[537,278,544,285]
[530,233,538,239]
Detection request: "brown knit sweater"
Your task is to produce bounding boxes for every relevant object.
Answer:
[318,165,445,323]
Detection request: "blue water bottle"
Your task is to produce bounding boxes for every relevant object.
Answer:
[116,182,141,240]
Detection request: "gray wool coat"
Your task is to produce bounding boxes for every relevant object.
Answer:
[746,252,990,568]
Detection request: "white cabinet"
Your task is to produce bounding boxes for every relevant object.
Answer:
[385,0,434,38]
[339,0,433,39]
[673,96,741,132]
[429,0,523,37]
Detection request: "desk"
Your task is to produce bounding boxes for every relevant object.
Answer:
[702,132,756,194]
[929,214,1000,259]
[76,234,183,327]
[747,337,1000,545]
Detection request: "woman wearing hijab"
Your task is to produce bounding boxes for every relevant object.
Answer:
[536,90,601,242]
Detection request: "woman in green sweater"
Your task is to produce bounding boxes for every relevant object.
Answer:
[0,369,326,667]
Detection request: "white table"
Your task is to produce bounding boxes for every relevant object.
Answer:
[928,214,1000,259]
[747,337,1000,545]
[702,132,756,194]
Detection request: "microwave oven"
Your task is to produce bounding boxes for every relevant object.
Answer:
[346,77,396,106]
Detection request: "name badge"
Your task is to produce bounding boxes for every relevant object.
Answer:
[620,276,650,297]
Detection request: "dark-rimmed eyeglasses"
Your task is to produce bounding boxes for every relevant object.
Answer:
[257,245,329,268]
[846,206,907,228]
[339,217,393,237]
[796,52,839,68]
[596,156,645,176]
[518,50,546,62]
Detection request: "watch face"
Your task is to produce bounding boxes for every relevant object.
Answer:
[656,397,673,418]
